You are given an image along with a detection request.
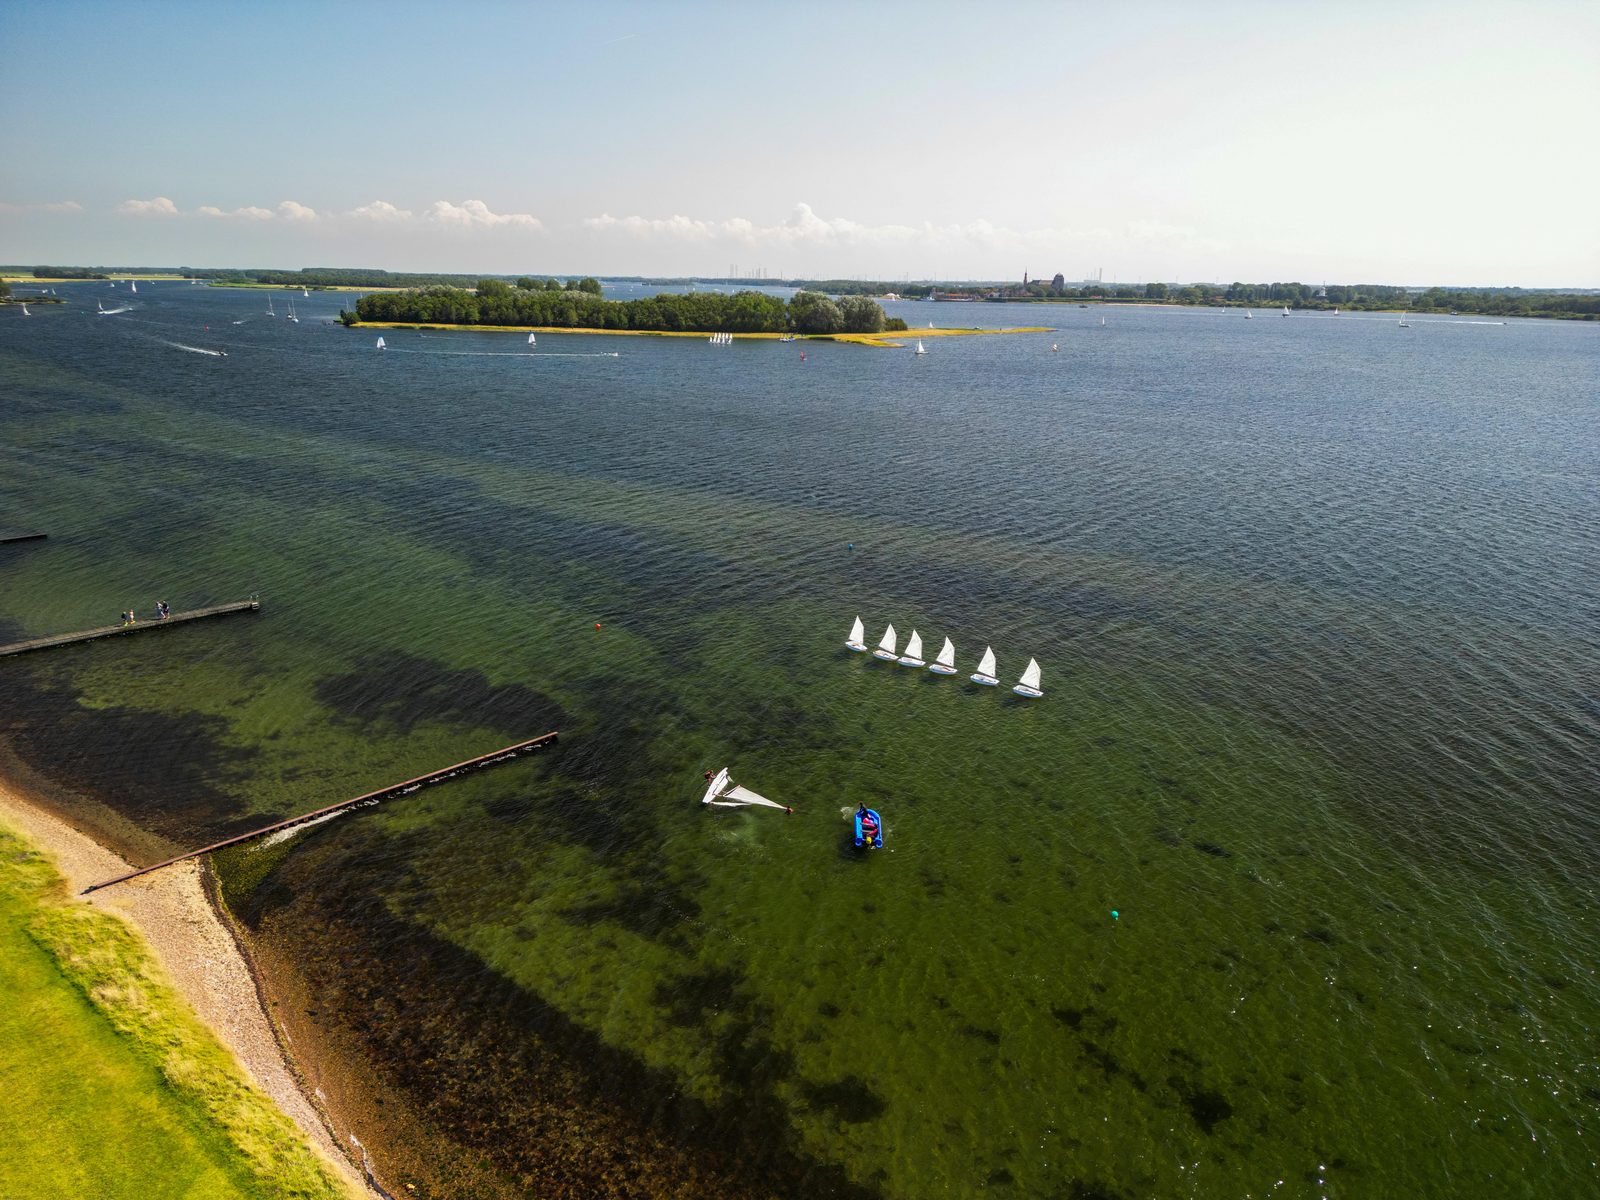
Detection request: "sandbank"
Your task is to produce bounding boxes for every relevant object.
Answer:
[0,775,373,1197]
[354,320,1054,347]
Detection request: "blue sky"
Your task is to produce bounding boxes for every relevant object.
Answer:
[2,1,1596,283]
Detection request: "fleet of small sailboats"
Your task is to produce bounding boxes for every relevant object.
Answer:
[708,331,732,345]
[846,618,1041,697]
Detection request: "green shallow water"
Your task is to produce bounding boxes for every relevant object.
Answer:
[1,287,1596,1197]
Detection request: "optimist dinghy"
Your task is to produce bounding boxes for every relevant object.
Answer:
[928,637,958,675]
[701,767,792,813]
[897,629,925,667]
[845,616,868,652]
[970,645,1000,686]
[1012,657,1043,698]
[872,624,899,661]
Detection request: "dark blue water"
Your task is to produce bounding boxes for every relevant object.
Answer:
[1,282,1597,1198]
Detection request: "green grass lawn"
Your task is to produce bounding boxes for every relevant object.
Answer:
[0,822,351,1199]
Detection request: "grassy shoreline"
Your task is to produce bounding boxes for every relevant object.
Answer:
[352,320,1054,347]
[0,817,358,1198]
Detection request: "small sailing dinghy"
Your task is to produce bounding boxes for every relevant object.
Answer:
[375,336,387,350]
[20,304,29,316]
[897,629,925,667]
[970,645,999,686]
[872,624,899,661]
[701,768,792,813]
[130,280,138,293]
[845,616,868,652]
[928,637,957,675]
[915,340,927,355]
[854,804,883,850]
[527,332,536,345]
[1012,657,1043,698]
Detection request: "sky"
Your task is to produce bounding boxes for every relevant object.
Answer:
[2,1,1597,285]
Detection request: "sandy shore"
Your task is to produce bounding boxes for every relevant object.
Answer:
[0,777,373,1197]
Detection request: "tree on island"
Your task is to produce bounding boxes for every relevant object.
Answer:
[789,291,844,334]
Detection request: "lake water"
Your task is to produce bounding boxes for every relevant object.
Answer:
[1,284,1596,1198]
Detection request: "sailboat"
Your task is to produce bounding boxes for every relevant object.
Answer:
[1244,309,1252,319]
[1051,343,1059,352]
[845,616,868,652]
[970,646,999,686]
[375,336,387,350]
[527,332,536,346]
[1281,306,1290,316]
[928,637,957,675]
[303,288,310,298]
[872,624,899,661]
[286,299,299,323]
[1397,314,1410,328]
[20,304,29,316]
[915,340,927,355]
[897,630,925,667]
[266,297,276,317]
[130,280,138,294]
[701,767,792,813]
[1099,316,1106,327]
[96,299,103,312]
[1012,657,1043,699]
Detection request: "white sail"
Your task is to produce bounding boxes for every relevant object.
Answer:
[1020,658,1040,688]
[527,332,536,345]
[915,339,926,355]
[872,623,898,660]
[20,304,28,316]
[929,637,956,674]
[702,768,790,811]
[971,645,998,685]
[846,616,867,651]
[898,629,924,666]
[303,288,310,297]
[375,337,386,349]
[130,280,137,293]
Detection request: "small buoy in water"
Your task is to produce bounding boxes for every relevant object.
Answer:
[594,622,602,630]
[1111,910,1119,920]
[847,542,854,551]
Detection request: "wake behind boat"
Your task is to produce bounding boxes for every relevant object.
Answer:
[701,767,793,813]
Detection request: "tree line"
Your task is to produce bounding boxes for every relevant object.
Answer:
[346,284,900,335]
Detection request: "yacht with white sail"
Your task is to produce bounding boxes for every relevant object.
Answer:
[897,630,925,667]
[375,336,387,350]
[915,340,926,355]
[970,646,999,686]
[527,332,536,346]
[845,616,867,652]
[872,624,899,661]
[1012,658,1043,699]
[928,637,957,675]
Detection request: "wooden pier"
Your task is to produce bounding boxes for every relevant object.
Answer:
[81,731,559,894]
[0,532,47,545]
[0,599,260,658]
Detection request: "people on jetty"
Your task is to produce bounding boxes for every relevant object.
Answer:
[156,600,170,619]
[120,609,135,626]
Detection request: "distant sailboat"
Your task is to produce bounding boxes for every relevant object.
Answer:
[375,336,387,350]
[1012,657,1043,699]
[303,288,310,298]
[527,332,536,345]
[915,340,926,355]
[267,297,276,317]
[1051,343,1059,352]
[928,637,957,675]
[20,304,29,316]
[1281,306,1290,316]
[897,629,925,667]
[286,299,299,323]
[1244,309,1252,319]
[96,299,103,312]
[845,616,868,652]
[130,280,138,294]
[1397,314,1410,328]
[970,646,999,687]
[1099,316,1106,327]
[872,624,899,661]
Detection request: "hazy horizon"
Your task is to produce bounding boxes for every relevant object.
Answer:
[3,1,1596,287]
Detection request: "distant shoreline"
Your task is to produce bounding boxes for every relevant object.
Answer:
[353,321,1053,347]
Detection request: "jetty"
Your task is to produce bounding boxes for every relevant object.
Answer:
[0,532,47,545]
[0,599,260,658]
[82,731,559,893]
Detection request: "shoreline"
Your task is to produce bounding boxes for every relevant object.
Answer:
[353,320,1054,347]
[0,773,375,1198]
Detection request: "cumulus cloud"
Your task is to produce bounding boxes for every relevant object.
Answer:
[427,199,541,230]
[197,204,274,221]
[349,199,413,222]
[0,199,84,214]
[277,200,318,222]
[117,196,180,217]
[585,203,1007,248]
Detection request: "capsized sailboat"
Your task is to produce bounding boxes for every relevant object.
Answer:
[872,624,899,661]
[897,629,925,667]
[1012,657,1043,698]
[845,616,868,652]
[928,637,957,675]
[701,767,793,813]
[970,645,999,686]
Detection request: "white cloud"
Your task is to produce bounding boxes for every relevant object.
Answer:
[277,200,318,222]
[427,199,541,230]
[197,204,274,221]
[585,203,1013,248]
[0,199,83,214]
[350,199,413,222]
[117,196,180,217]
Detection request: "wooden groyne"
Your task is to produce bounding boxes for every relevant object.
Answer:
[0,599,260,658]
[81,731,559,894]
[0,532,47,545]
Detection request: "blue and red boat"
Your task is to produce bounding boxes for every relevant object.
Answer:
[854,806,884,850]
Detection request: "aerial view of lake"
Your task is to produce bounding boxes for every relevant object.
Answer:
[1,284,1595,1198]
